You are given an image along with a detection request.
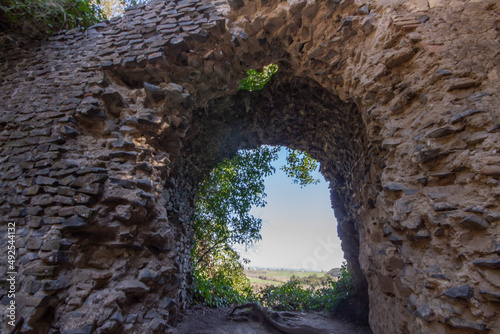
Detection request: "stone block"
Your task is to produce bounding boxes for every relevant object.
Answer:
[442,284,473,300]
[61,215,88,233]
[116,280,150,295]
[459,215,490,231]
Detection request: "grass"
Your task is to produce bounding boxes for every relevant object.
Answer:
[244,268,328,291]
[269,270,327,278]
[248,277,280,285]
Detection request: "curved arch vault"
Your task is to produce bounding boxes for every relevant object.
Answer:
[0,0,499,333]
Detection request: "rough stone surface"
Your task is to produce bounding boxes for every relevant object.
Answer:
[0,0,499,333]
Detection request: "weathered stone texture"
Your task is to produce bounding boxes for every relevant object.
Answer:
[0,0,499,333]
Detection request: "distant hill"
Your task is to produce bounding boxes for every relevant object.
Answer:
[327,267,341,277]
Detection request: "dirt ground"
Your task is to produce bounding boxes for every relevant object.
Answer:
[173,305,373,334]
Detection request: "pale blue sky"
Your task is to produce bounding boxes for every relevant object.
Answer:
[235,147,344,271]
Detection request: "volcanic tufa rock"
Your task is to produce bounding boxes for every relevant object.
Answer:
[0,0,499,334]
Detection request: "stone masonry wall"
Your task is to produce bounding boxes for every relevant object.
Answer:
[0,0,499,333]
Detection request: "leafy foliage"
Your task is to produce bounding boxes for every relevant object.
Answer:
[289,272,334,288]
[238,63,279,91]
[94,0,148,18]
[281,148,320,187]
[191,146,324,308]
[258,262,354,313]
[0,0,149,39]
[193,146,280,266]
[191,248,255,308]
[191,147,279,307]
[0,0,104,38]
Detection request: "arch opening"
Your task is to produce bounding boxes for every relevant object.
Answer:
[175,73,372,321]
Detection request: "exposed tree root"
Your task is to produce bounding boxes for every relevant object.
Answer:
[228,303,328,334]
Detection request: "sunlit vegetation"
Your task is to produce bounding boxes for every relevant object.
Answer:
[0,0,148,39]
[258,263,353,313]
[238,63,279,91]
[190,145,352,313]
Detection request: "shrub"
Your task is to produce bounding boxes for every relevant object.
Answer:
[0,0,104,38]
[192,267,255,308]
[257,262,354,314]
[238,63,278,91]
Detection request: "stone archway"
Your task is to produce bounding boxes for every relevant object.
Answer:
[184,73,372,319]
[0,0,498,333]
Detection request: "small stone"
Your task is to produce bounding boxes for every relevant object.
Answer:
[480,165,500,176]
[407,32,422,42]
[101,91,128,117]
[384,183,406,192]
[26,238,43,250]
[138,113,162,126]
[385,47,416,69]
[104,120,119,135]
[479,289,500,302]
[59,175,76,186]
[61,215,88,233]
[111,139,135,149]
[41,240,61,251]
[159,297,176,309]
[97,320,119,332]
[74,193,92,204]
[358,5,370,14]
[116,280,150,295]
[442,284,473,300]
[415,304,433,321]
[43,279,69,291]
[31,194,54,206]
[54,195,74,205]
[144,82,166,100]
[448,317,486,332]
[415,229,431,239]
[44,217,65,225]
[434,228,445,236]
[447,78,477,91]
[110,309,124,323]
[19,252,39,265]
[70,173,108,187]
[61,324,95,334]
[23,185,40,196]
[148,52,167,64]
[418,148,440,163]
[451,109,484,124]
[74,206,95,219]
[464,205,486,213]
[472,259,500,269]
[77,104,106,120]
[24,265,56,277]
[109,151,139,159]
[435,69,452,77]
[57,187,75,197]
[465,132,488,145]
[149,318,166,332]
[126,314,138,323]
[459,215,490,230]
[401,215,423,230]
[144,308,160,319]
[432,202,457,211]
[26,216,43,228]
[390,235,404,245]
[76,167,107,175]
[485,212,500,222]
[34,176,58,186]
[77,183,103,195]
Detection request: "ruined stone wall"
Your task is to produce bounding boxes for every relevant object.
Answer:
[0,0,499,333]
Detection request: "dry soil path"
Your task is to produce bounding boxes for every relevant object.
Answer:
[174,306,373,334]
